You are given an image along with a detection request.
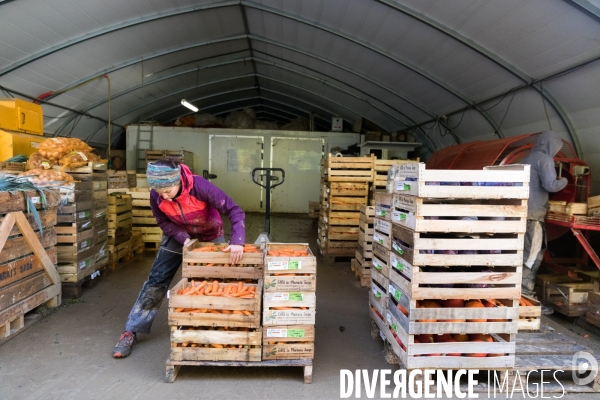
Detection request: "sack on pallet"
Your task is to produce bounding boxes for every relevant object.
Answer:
[37,138,93,161]
[26,152,54,170]
[18,168,74,186]
[225,109,255,129]
[280,117,309,131]
[254,120,279,130]
[58,151,101,169]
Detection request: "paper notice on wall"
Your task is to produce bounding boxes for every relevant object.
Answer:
[288,150,321,172]
[227,149,259,172]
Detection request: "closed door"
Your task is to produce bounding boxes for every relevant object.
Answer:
[209,135,263,212]
[271,137,324,213]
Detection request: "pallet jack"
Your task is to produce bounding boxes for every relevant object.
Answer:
[251,167,285,245]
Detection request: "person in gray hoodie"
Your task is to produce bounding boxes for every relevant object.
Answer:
[520,131,568,314]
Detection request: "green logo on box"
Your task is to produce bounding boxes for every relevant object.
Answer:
[403,183,411,191]
[287,329,305,338]
[288,261,300,270]
[289,293,303,301]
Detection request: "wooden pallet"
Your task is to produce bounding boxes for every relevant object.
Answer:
[165,358,313,383]
[170,326,262,362]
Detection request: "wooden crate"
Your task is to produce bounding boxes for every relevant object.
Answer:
[371,267,389,309]
[170,326,262,362]
[58,161,108,183]
[132,226,162,243]
[326,225,359,241]
[327,182,370,197]
[0,203,62,342]
[168,278,262,328]
[534,274,574,304]
[373,159,412,188]
[182,240,263,280]
[392,163,530,199]
[324,154,374,182]
[319,238,357,255]
[56,202,93,224]
[56,252,97,283]
[374,191,393,220]
[391,194,527,233]
[385,295,517,369]
[355,244,373,266]
[264,243,316,292]
[586,292,600,329]
[263,291,316,326]
[546,282,599,317]
[518,295,541,331]
[370,291,387,333]
[59,181,93,204]
[322,210,360,226]
[326,195,368,211]
[391,222,523,267]
[351,258,370,287]
[0,161,26,172]
[55,224,94,244]
[263,325,315,360]
[373,218,392,249]
[388,255,521,301]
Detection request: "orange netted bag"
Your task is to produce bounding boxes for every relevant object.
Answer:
[38,138,93,161]
[58,151,101,168]
[18,168,74,186]
[26,152,55,170]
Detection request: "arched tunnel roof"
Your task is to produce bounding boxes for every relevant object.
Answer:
[1,0,599,164]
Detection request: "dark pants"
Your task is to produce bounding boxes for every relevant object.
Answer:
[125,234,225,334]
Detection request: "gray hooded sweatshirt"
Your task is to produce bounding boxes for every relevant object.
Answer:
[520,131,568,221]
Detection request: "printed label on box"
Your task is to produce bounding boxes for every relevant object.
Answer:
[392,211,407,222]
[31,196,40,204]
[389,285,402,302]
[372,258,381,271]
[392,241,404,255]
[373,233,384,245]
[268,260,301,271]
[372,286,383,299]
[267,328,287,338]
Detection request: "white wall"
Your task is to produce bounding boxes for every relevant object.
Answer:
[126,126,360,212]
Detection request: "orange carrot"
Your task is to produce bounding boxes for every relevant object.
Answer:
[212,280,219,293]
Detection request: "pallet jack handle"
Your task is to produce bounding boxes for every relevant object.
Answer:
[251,168,285,240]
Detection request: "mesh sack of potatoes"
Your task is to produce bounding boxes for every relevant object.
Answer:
[18,168,74,186]
[26,152,55,170]
[38,138,93,161]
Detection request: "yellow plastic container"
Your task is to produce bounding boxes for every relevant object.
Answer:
[0,98,44,135]
[0,129,46,160]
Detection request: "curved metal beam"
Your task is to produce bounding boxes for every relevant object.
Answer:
[377,0,581,153]
[242,0,502,138]
[0,0,240,76]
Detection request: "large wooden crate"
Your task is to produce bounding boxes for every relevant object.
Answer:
[323,154,374,182]
[263,325,315,360]
[518,295,541,331]
[263,291,316,326]
[374,191,393,220]
[373,218,392,249]
[391,193,527,234]
[170,326,262,362]
[546,282,599,317]
[0,190,62,343]
[373,159,412,189]
[168,278,262,328]
[391,163,530,199]
[182,240,263,280]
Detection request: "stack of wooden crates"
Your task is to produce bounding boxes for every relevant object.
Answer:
[145,150,194,172]
[351,205,374,287]
[56,161,108,297]
[370,162,530,370]
[107,193,134,268]
[0,189,62,344]
[318,154,373,260]
[168,241,264,363]
[263,243,316,361]
[129,189,161,248]
[164,242,316,382]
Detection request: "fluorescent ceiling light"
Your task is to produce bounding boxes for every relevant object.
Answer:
[181,99,198,112]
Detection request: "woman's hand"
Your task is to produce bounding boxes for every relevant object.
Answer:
[224,244,244,264]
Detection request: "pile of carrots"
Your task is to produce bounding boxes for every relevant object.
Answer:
[175,326,258,348]
[519,296,536,307]
[268,307,310,311]
[191,244,260,253]
[192,263,262,268]
[176,280,256,298]
[267,247,310,257]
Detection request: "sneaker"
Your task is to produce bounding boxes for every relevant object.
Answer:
[541,305,554,315]
[113,331,137,358]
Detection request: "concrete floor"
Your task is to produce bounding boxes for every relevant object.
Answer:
[0,213,599,400]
